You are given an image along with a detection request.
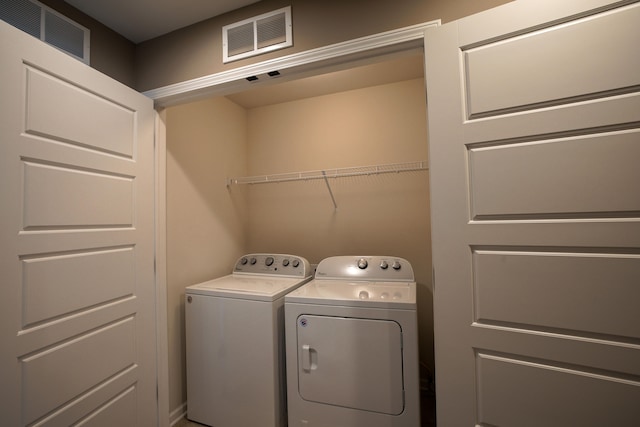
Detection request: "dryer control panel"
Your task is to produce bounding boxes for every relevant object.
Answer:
[233,253,311,278]
[314,256,414,282]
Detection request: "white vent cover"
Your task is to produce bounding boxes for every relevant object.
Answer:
[0,0,90,63]
[223,6,292,63]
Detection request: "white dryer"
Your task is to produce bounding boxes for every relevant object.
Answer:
[285,255,420,427]
[185,253,312,427]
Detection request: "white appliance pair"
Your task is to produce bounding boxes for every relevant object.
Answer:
[185,254,420,427]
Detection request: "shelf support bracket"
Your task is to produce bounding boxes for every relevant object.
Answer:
[322,170,338,210]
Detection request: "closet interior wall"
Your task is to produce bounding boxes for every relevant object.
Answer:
[166,75,432,410]
[166,97,249,411]
[244,76,433,367]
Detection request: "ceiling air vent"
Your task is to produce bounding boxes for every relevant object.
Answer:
[0,0,89,63]
[223,6,292,63]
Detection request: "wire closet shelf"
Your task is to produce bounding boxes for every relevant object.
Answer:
[226,160,428,186]
[226,160,428,209]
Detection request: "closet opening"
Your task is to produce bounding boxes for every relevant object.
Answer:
[159,29,437,426]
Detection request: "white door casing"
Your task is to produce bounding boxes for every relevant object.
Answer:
[425,1,640,426]
[0,20,158,426]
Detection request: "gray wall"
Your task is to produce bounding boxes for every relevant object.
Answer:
[39,0,136,87]
[134,0,512,91]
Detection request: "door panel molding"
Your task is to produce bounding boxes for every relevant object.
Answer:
[0,20,159,426]
[426,1,640,425]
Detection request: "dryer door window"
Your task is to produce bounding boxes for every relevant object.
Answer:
[296,315,404,415]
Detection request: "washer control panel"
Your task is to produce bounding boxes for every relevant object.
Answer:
[233,253,311,278]
[315,256,414,282]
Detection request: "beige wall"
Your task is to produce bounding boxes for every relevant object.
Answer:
[38,0,136,87]
[166,97,248,412]
[244,77,433,366]
[135,0,512,91]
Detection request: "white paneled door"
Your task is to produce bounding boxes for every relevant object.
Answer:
[425,0,640,426]
[0,21,158,426]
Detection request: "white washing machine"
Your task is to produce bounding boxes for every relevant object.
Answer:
[285,255,420,427]
[185,253,312,427]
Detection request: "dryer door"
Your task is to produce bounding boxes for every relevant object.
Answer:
[296,315,404,415]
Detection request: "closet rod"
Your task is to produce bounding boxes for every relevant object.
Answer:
[226,161,428,187]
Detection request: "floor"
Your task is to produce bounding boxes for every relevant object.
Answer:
[175,391,436,427]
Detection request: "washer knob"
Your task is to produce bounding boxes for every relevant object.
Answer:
[265,256,274,266]
[240,257,248,265]
[292,259,300,268]
[392,261,402,270]
[282,259,290,267]
[357,258,368,269]
[250,257,257,265]
[380,260,389,270]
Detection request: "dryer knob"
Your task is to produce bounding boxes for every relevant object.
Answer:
[380,260,389,270]
[240,257,248,265]
[392,261,402,270]
[357,258,368,269]
[282,259,290,267]
[265,256,274,266]
[292,259,300,268]
[250,257,257,265]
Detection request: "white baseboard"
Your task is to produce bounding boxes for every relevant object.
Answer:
[169,403,187,426]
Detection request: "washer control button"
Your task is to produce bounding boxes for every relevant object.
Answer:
[380,260,389,270]
[292,259,300,268]
[265,256,274,266]
[282,258,290,267]
[392,261,402,270]
[357,258,368,269]
[240,257,248,265]
[359,290,369,299]
[250,257,257,265]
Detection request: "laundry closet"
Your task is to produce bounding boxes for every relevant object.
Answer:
[164,52,434,407]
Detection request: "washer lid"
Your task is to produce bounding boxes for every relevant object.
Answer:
[186,275,312,302]
[285,279,416,309]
